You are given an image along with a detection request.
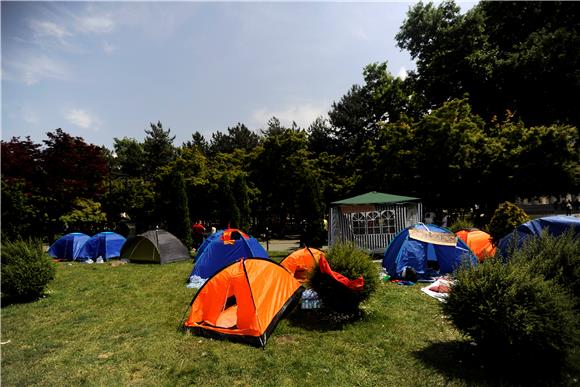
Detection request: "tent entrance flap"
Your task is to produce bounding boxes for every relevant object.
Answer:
[184,258,302,347]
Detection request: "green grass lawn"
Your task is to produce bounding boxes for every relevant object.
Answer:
[1,259,575,386]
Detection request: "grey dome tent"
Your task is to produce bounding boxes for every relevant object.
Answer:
[120,229,190,264]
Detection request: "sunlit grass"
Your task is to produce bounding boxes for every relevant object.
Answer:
[2,260,575,386]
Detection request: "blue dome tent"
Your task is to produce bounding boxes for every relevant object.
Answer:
[78,231,127,261]
[48,232,91,261]
[188,228,269,280]
[498,215,580,257]
[382,223,477,279]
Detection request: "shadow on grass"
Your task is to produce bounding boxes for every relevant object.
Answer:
[286,306,366,332]
[1,293,47,308]
[414,340,578,386]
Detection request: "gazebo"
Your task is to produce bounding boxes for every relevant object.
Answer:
[328,191,423,254]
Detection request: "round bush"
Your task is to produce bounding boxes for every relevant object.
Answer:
[309,242,379,312]
[449,216,475,233]
[511,230,580,306]
[443,258,578,369]
[486,201,529,245]
[1,239,56,301]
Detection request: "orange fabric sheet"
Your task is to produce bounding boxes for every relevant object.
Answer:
[318,256,364,291]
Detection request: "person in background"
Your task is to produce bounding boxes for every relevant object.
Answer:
[192,220,206,249]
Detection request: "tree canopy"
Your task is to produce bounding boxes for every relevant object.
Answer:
[2,1,578,243]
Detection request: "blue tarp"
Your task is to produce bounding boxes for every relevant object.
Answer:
[189,229,269,280]
[498,215,580,257]
[382,223,477,278]
[78,231,127,261]
[48,232,90,261]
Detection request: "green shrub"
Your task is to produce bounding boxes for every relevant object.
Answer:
[309,242,379,312]
[511,230,580,308]
[449,216,475,233]
[443,245,579,370]
[486,201,529,244]
[1,239,56,301]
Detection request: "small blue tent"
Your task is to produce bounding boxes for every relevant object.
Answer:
[78,231,127,261]
[498,215,580,257]
[382,223,477,278]
[48,232,91,261]
[189,229,269,280]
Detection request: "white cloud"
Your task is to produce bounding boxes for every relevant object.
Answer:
[3,55,71,85]
[65,109,98,130]
[397,66,408,80]
[252,103,328,129]
[76,15,115,34]
[29,19,72,41]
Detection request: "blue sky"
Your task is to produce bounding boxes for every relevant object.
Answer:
[2,1,475,149]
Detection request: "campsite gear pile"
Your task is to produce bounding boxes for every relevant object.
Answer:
[300,289,322,309]
[49,231,126,262]
[420,277,454,302]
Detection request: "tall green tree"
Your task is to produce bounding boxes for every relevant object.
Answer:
[396,1,580,126]
[210,123,261,154]
[113,137,145,177]
[59,198,107,234]
[185,131,210,155]
[157,170,192,248]
[328,61,418,162]
[232,174,251,231]
[143,121,176,177]
[307,116,339,155]
[1,179,39,239]
[253,119,322,234]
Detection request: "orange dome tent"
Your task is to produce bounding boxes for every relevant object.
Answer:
[456,229,496,262]
[183,258,302,347]
[280,247,325,283]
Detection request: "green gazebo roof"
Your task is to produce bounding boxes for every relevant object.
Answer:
[332,191,420,205]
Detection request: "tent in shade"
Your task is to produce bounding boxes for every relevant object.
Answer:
[77,231,127,261]
[383,223,477,279]
[120,229,190,264]
[188,229,269,280]
[184,258,303,347]
[48,232,90,261]
[456,229,496,262]
[280,247,325,283]
[498,215,580,257]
